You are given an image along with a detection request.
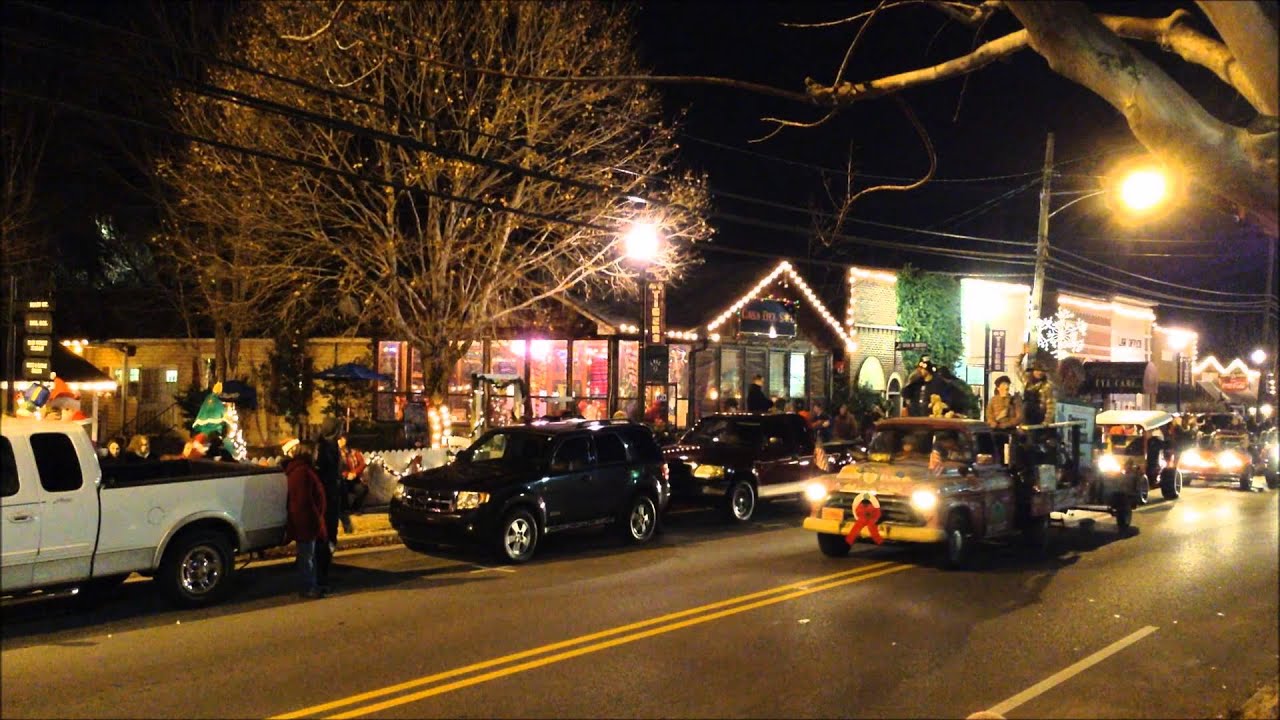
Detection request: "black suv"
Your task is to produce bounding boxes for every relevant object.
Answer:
[390,421,668,563]
[665,413,832,522]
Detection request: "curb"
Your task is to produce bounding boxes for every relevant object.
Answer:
[247,530,402,562]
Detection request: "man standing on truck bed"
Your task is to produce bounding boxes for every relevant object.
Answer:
[1017,346,1056,425]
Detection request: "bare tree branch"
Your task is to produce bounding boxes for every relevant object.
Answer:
[1196,0,1278,115]
[1008,1,1277,235]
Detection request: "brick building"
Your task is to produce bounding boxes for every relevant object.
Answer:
[844,266,904,412]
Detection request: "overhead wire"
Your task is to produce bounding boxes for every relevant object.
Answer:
[10,2,1269,313]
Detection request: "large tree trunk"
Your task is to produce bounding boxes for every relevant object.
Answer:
[1008,1,1278,235]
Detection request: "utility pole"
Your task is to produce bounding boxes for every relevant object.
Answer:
[1026,132,1055,366]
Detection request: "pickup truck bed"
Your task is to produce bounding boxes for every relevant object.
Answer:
[3,418,287,607]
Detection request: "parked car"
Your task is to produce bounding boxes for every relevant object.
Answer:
[1179,430,1257,491]
[2,418,288,607]
[389,421,668,563]
[664,413,834,522]
[1259,427,1278,489]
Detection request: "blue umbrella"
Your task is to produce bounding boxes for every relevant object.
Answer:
[314,363,393,383]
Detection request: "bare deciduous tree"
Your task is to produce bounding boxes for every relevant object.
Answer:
[0,104,51,287]
[163,1,710,405]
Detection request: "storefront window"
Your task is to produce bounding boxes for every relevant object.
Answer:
[670,344,691,428]
[488,340,526,378]
[720,348,742,405]
[527,339,568,419]
[571,340,610,421]
[769,350,787,399]
[448,342,484,395]
[789,352,806,399]
[527,340,567,397]
[694,349,716,419]
[618,341,638,417]
[377,341,400,391]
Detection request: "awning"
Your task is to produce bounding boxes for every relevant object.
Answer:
[1,343,117,392]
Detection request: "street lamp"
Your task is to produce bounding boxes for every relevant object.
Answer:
[1167,332,1191,413]
[1251,348,1267,366]
[1025,136,1175,366]
[623,221,663,421]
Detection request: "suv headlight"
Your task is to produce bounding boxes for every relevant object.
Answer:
[1098,453,1123,474]
[392,483,407,501]
[455,491,490,510]
[910,489,938,512]
[693,464,726,479]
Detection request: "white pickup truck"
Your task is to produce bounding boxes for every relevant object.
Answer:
[1,417,287,607]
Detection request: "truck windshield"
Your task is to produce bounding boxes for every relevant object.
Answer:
[682,418,764,449]
[467,431,552,464]
[867,428,973,462]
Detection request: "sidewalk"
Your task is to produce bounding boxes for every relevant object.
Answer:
[251,508,400,561]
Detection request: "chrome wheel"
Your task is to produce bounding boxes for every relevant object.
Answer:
[179,545,223,596]
[626,496,657,543]
[497,509,538,563]
[726,481,755,522]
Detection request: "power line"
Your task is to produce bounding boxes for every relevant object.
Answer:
[1047,258,1277,309]
[1051,245,1272,299]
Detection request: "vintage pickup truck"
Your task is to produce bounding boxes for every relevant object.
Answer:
[803,412,1137,568]
[2,417,287,607]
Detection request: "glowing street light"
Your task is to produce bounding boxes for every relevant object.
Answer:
[622,221,661,266]
[621,220,665,421]
[1117,167,1170,213]
[1251,348,1267,365]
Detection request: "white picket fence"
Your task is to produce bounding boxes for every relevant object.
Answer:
[250,447,450,506]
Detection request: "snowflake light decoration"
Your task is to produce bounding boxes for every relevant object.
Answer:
[1036,308,1088,360]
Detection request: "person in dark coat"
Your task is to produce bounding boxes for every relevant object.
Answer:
[746,374,771,413]
[901,358,950,417]
[285,441,326,599]
[313,417,343,592]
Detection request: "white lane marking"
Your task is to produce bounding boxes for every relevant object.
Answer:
[985,625,1158,716]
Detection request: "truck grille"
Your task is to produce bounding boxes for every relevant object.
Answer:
[828,492,925,526]
[402,488,455,513]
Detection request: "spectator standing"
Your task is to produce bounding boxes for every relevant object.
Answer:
[284,440,326,599]
[338,435,369,525]
[832,404,858,441]
[810,401,833,443]
[314,417,343,592]
[746,374,771,413]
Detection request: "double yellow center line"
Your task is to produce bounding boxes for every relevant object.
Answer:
[273,560,910,718]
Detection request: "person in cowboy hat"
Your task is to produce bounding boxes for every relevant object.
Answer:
[1016,346,1056,425]
[985,375,1023,430]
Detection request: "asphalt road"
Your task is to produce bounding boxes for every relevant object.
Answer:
[2,482,1276,719]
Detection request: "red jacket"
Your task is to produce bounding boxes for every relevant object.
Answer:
[341,447,367,481]
[285,458,327,543]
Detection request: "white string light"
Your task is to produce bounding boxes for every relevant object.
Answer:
[706,261,858,352]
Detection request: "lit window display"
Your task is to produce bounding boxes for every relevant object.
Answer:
[489,340,526,379]
[693,349,716,419]
[720,348,742,404]
[377,341,400,390]
[669,344,691,427]
[528,339,568,418]
[618,340,639,417]
[789,352,806,399]
[571,340,610,420]
[448,342,484,395]
[487,340,527,422]
[769,350,787,399]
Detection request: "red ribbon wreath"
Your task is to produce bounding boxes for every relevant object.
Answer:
[845,492,883,545]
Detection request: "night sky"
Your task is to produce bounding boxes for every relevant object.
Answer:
[2,0,1274,355]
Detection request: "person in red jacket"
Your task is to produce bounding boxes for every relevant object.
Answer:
[285,440,327,599]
